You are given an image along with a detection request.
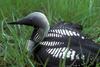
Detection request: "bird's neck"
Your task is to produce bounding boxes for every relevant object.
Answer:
[27,25,50,53]
[30,28,47,42]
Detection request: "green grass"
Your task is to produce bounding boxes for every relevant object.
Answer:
[0,0,100,67]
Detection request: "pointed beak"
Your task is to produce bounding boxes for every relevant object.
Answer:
[8,17,33,26]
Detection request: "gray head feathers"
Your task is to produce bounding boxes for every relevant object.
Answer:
[8,12,50,29]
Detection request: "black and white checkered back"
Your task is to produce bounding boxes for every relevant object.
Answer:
[35,22,100,66]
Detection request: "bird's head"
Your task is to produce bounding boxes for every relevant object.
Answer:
[8,12,49,29]
[8,12,50,53]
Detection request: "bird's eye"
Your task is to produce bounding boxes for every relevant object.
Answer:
[29,18,33,22]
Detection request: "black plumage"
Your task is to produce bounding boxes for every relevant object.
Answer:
[8,12,100,67]
[34,22,100,67]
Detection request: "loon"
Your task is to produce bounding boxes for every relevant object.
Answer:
[8,12,100,67]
